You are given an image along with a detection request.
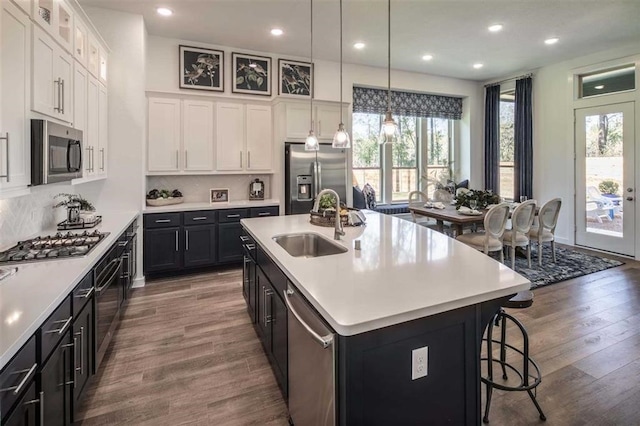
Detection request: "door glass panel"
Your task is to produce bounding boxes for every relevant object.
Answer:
[584,112,623,237]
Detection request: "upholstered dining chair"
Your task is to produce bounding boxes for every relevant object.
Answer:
[502,200,537,270]
[408,190,429,223]
[456,203,511,263]
[528,198,562,266]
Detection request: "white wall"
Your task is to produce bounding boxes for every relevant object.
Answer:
[528,43,640,246]
[145,35,484,190]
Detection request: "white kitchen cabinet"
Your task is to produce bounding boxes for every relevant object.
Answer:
[73,18,87,67]
[245,104,272,171]
[0,0,31,193]
[216,102,273,172]
[315,104,342,140]
[11,0,30,15]
[32,25,73,122]
[85,75,98,175]
[215,103,245,171]
[282,101,344,141]
[182,100,213,171]
[97,83,107,175]
[98,46,107,86]
[87,32,99,78]
[148,97,181,172]
[31,0,73,53]
[73,62,87,134]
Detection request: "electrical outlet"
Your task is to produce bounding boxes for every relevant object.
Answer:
[411,346,428,380]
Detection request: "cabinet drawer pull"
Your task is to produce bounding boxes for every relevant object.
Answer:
[248,151,251,169]
[240,151,243,168]
[246,244,255,250]
[0,363,37,395]
[155,219,171,223]
[75,326,84,375]
[60,79,65,114]
[54,79,62,112]
[45,316,72,335]
[0,133,9,181]
[100,148,105,171]
[185,229,189,251]
[258,212,271,216]
[240,235,250,242]
[75,287,95,299]
[191,217,208,221]
[40,391,45,425]
[226,214,240,218]
[175,230,179,251]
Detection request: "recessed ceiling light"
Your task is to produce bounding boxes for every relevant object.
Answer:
[270,28,284,36]
[353,42,365,50]
[594,85,605,90]
[488,24,503,32]
[422,54,433,61]
[156,7,173,16]
[545,37,559,45]
[473,63,484,69]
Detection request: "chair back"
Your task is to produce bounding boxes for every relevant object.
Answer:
[484,203,510,240]
[539,198,562,232]
[511,200,537,234]
[408,190,428,206]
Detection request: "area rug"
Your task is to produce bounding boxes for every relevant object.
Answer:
[494,246,624,289]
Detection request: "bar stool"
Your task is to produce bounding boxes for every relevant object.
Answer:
[481,291,546,423]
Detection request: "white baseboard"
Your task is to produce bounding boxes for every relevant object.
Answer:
[132,276,146,288]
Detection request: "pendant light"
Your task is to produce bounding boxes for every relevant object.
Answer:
[304,0,319,151]
[332,0,350,148]
[379,0,398,144]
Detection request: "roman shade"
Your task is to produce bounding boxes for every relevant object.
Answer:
[352,86,463,120]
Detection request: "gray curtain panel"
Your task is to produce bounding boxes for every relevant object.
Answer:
[352,86,463,120]
[514,77,533,200]
[484,84,501,193]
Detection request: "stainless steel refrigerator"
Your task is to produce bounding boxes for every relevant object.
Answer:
[285,142,347,215]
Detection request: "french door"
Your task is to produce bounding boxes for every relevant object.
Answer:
[575,102,635,256]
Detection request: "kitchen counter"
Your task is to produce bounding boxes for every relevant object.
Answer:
[143,199,280,214]
[241,210,530,336]
[0,211,139,369]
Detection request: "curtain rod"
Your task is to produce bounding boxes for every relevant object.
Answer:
[484,73,533,87]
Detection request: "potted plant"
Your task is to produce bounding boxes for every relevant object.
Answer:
[53,193,96,223]
[598,180,620,198]
[454,189,500,210]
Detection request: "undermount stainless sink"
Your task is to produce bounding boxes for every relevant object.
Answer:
[273,233,348,258]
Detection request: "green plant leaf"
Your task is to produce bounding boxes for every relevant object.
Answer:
[236,76,244,85]
[256,77,264,87]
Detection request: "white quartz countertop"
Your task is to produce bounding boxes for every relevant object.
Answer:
[241,211,530,336]
[0,211,139,369]
[143,199,280,214]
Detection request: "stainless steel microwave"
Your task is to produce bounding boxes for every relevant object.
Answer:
[31,119,83,185]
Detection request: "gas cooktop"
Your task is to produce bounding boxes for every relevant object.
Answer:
[0,230,110,264]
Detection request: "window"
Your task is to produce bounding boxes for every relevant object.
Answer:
[499,91,515,200]
[579,65,635,98]
[352,112,454,203]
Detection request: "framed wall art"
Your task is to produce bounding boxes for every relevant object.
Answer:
[179,45,224,92]
[232,52,271,96]
[278,59,313,98]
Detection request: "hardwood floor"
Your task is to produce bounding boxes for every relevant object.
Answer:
[77,255,640,425]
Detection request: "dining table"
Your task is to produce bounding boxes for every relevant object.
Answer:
[409,204,485,236]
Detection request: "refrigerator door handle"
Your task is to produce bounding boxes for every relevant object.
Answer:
[317,161,322,193]
[313,161,319,198]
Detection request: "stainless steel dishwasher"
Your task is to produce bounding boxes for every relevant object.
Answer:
[284,284,336,426]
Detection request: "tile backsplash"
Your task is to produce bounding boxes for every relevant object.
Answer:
[146,175,272,203]
[0,184,75,248]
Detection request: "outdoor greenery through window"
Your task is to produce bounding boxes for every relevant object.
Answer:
[499,91,515,200]
[352,112,453,203]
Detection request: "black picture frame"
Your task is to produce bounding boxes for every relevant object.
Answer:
[278,59,313,98]
[232,52,271,96]
[179,45,224,92]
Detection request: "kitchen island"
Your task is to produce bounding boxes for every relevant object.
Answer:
[241,210,530,426]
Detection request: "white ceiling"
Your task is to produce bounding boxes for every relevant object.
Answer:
[78,0,640,81]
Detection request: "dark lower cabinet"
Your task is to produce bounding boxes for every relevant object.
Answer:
[72,301,94,417]
[184,224,217,268]
[243,254,257,322]
[254,266,287,397]
[144,227,182,273]
[218,223,244,263]
[3,382,38,426]
[40,329,73,426]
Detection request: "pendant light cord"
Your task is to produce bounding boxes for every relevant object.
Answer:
[310,0,314,131]
[339,0,343,124]
[387,0,391,112]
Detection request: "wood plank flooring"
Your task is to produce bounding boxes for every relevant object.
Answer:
[77,255,640,425]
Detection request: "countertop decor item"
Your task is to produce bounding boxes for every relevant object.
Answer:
[249,178,265,200]
[54,193,96,224]
[146,189,184,206]
[210,188,229,203]
[38,6,51,23]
